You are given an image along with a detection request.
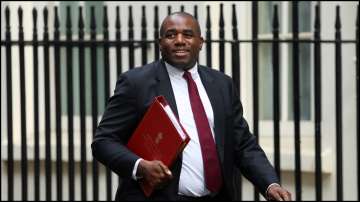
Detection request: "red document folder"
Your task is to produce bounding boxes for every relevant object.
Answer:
[127,96,191,197]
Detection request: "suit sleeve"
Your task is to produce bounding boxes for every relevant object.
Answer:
[230,79,280,197]
[91,74,141,178]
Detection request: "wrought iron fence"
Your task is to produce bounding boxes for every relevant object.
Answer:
[1,2,359,201]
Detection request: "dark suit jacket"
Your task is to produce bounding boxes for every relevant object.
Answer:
[91,60,279,201]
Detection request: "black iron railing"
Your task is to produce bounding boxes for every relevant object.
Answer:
[0,2,359,201]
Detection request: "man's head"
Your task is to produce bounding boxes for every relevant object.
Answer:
[159,12,204,70]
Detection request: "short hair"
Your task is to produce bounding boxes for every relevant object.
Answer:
[159,12,202,37]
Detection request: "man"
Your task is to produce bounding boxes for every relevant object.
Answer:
[92,12,291,201]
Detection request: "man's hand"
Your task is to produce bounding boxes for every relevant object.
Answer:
[267,184,292,201]
[137,159,173,188]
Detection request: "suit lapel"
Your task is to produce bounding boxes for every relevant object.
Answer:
[198,66,225,163]
[154,60,179,118]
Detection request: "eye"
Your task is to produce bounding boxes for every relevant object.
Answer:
[183,31,194,38]
[165,33,176,39]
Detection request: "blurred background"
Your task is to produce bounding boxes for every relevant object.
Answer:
[1,1,359,201]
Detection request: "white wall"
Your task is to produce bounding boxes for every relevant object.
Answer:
[1,1,358,200]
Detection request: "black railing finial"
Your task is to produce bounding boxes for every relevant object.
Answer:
[33,8,37,31]
[116,6,120,30]
[5,6,10,30]
[273,5,279,32]
[90,6,96,32]
[141,6,147,28]
[206,5,211,30]
[78,6,84,32]
[232,4,238,40]
[54,7,60,31]
[315,4,320,31]
[18,7,23,28]
[128,6,133,28]
[219,3,224,28]
[66,6,71,29]
[43,7,48,35]
[103,6,108,30]
[154,6,159,30]
[336,6,341,30]
[194,5,198,20]
[168,6,171,15]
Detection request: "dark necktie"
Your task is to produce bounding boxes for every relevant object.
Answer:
[182,71,222,193]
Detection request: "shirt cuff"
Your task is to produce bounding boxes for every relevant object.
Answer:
[266,183,281,198]
[132,158,143,180]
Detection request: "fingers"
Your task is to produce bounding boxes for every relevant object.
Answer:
[158,161,172,178]
[268,186,292,201]
[143,160,172,188]
[281,190,291,201]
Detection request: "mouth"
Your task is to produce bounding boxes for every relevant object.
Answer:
[173,49,190,57]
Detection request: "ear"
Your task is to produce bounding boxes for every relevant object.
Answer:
[158,38,163,51]
[199,37,204,50]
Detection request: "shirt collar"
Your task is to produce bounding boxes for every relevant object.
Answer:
[164,61,199,80]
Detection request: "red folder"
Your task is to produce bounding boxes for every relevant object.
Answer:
[127,96,191,197]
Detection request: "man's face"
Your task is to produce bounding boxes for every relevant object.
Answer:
[159,15,204,70]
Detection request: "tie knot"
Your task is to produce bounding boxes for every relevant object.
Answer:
[182,71,192,81]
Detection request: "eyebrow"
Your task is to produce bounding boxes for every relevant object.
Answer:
[164,29,195,34]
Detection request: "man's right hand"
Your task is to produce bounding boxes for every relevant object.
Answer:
[136,159,173,188]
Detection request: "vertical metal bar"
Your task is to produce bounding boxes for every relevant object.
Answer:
[141,6,147,65]
[18,7,28,201]
[54,7,62,201]
[252,2,260,200]
[116,6,122,76]
[90,6,99,201]
[78,6,87,201]
[32,8,40,201]
[232,4,240,93]
[180,5,184,12]
[335,6,343,201]
[272,4,281,182]
[5,6,14,201]
[219,4,225,73]
[103,6,112,201]
[115,5,123,190]
[194,5,198,20]
[356,5,360,201]
[314,4,322,201]
[231,4,242,201]
[168,6,171,15]
[128,6,134,69]
[154,6,160,61]
[206,6,212,68]
[43,7,52,201]
[292,2,302,201]
[66,6,75,201]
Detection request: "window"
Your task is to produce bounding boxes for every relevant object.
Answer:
[258,1,312,122]
[59,1,105,116]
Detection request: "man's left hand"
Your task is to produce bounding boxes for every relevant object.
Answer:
[267,184,292,201]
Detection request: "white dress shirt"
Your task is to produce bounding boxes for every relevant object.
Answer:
[165,62,215,197]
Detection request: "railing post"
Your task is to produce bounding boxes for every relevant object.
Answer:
[78,6,87,201]
[43,7,52,200]
[219,4,225,73]
[90,6,99,201]
[314,4,322,201]
[32,7,40,201]
[206,5,212,68]
[66,5,75,200]
[272,4,281,183]
[335,5,343,201]
[18,6,28,201]
[5,6,14,201]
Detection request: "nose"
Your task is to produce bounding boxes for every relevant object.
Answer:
[174,33,185,45]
